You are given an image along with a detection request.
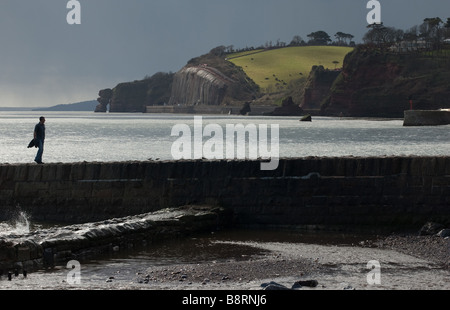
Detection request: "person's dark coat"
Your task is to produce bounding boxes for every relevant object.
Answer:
[27,139,38,148]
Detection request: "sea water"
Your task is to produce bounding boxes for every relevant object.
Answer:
[0,111,449,164]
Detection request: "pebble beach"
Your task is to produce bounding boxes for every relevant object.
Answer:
[1,232,448,291]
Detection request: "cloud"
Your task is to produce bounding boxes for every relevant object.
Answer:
[0,0,449,107]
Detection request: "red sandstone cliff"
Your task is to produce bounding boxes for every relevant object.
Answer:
[300,65,341,111]
[322,45,450,118]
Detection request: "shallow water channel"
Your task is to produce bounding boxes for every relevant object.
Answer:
[0,227,381,290]
[2,210,448,291]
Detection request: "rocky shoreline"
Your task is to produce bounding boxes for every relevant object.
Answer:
[1,223,448,290]
[375,234,449,269]
[131,233,449,290]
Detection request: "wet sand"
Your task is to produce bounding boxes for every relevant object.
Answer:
[1,234,448,291]
[134,234,449,290]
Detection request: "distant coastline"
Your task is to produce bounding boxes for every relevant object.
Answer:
[32,100,97,112]
[0,100,97,112]
[0,107,35,111]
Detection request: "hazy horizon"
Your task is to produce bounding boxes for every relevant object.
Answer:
[1,0,450,108]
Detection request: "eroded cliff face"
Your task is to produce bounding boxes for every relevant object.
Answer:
[322,46,450,117]
[300,65,341,110]
[96,51,260,112]
[96,72,173,113]
[168,66,229,106]
[168,52,260,107]
[95,88,113,112]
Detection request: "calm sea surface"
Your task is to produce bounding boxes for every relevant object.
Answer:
[1,111,449,164]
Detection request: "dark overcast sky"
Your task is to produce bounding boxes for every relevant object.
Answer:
[1,0,449,107]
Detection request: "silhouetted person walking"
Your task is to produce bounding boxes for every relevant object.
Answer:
[34,116,46,164]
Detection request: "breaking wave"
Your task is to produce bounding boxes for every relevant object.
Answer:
[0,208,31,236]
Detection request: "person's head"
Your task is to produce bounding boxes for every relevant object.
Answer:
[39,116,45,124]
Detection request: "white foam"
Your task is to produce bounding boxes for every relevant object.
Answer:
[0,210,31,236]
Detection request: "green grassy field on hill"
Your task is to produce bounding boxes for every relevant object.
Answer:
[228,46,353,91]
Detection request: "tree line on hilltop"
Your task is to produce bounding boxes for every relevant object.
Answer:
[364,17,450,50]
[214,31,356,56]
[213,17,450,56]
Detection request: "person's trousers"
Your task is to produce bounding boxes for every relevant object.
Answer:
[35,139,44,163]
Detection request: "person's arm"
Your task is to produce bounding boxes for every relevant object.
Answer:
[34,125,37,139]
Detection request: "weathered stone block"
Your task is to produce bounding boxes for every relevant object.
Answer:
[16,246,31,261]
[55,164,73,180]
[15,165,30,181]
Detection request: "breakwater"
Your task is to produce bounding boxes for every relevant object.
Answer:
[1,157,449,230]
[404,110,450,126]
[0,205,230,274]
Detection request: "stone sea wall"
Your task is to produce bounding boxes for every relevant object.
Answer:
[0,157,449,231]
[403,110,450,126]
[0,205,231,274]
